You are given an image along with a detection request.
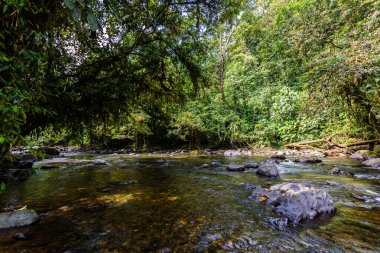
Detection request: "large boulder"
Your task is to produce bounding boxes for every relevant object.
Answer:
[256,163,279,178]
[249,183,335,225]
[0,210,40,230]
[363,158,380,169]
[226,165,245,172]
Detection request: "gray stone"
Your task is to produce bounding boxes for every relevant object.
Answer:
[211,161,222,168]
[249,183,335,225]
[224,150,242,157]
[299,157,322,163]
[0,210,40,230]
[256,163,279,178]
[328,167,341,174]
[226,165,245,172]
[349,152,364,160]
[244,162,259,169]
[270,152,286,159]
[363,158,380,169]
[201,164,210,168]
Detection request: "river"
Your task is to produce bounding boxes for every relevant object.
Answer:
[0,152,379,252]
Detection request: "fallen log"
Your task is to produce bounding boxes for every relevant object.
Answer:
[286,138,380,152]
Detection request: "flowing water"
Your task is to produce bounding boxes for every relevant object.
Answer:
[0,153,380,252]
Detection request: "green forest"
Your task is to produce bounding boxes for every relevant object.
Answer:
[1,1,380,251]
[1,0,380,154]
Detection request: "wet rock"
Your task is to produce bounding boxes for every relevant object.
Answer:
[309,151,326,158]
[349,152,364,160]
[240,182,255,189]
[363,158,380,169]
[40,165,60,170]
[200,164,210,168]
[206,233,222,242]
[12,233,30,240]
[328,167,341,174]
[256,163,279,178]
[224,150,241,157]
[299,157,322,164]
[0,210,40,229]
[249,183,335,225]
[268,217,288,230]
[226,165,245,172]
[270,152,286,160]
[244,162,259,169]
[211,161,222,168]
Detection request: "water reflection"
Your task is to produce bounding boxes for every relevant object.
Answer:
[0,154,379,252]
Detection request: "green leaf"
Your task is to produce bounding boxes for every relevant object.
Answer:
[64,0,75,10]
[87,12,98,31]
[0,136,5,144]
[72,7,81,21]
[0,183,6,192]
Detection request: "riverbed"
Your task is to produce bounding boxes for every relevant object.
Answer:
[0,153,379,252]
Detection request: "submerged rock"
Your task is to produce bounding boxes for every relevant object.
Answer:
[256,163,279,178]
[226,165,245,172]
[211,161,222,168]
[249,183,335,225]
[0,210,40,230]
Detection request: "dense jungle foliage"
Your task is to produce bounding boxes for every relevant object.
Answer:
[1,0,380,154]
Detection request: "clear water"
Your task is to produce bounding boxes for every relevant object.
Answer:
[0,153,379,252]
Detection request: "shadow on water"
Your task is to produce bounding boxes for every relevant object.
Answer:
[0,154,379,252]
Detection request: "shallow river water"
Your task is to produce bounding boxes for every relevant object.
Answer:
[0,153,380,252]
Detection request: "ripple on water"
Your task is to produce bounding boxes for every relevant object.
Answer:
[0,154,379,252]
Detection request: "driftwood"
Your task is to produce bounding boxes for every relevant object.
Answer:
[286,137,380,152]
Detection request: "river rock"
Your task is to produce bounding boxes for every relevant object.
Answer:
[256,163,279,178]
[0,210,40,229]
[244,162,259,169]
[211,161,222,168]
[349,152,364,160]
[249,183,335,225]
[270,152,286,159]
[224,150,241,157]
[226,165,245,172]
[328,167,341,174]
[363,158,380,169]
[201,164,210,168]
[299,157,322,163]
